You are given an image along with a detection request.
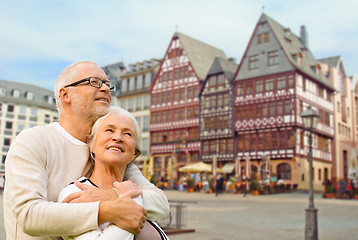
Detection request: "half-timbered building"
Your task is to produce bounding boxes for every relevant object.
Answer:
[150,32,227,179]
[199,57,238,172]
[233,14,335,191]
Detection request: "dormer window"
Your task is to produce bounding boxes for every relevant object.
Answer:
[26,91,34,100]
[45,95,54,104]
[12,89,20,98]
[292,53,302,65]
[0,88,6,96]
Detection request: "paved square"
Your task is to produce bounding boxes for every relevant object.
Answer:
[1,191,357,239]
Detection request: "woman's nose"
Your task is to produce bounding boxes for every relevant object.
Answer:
[112,133,123,142]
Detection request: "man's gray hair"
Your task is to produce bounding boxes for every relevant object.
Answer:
[54,61,96,114]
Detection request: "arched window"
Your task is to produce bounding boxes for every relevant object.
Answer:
[277,163,291,180]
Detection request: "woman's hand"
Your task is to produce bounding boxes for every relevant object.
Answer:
[113,180,142,195]
[62,180,119,203]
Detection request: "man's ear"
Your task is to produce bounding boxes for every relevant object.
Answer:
[59,88,71,104]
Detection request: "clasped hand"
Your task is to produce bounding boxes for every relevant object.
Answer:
[62,180,147,234]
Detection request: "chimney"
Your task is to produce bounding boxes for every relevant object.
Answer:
[300,25,308,48]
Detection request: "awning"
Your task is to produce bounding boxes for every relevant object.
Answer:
[179,162,223,173]
[221,162,235,174]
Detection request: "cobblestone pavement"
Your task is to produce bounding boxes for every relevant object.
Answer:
[163,190,358,240]
[1,190,357,240]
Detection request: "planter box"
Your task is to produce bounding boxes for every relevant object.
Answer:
[251,190,259,195]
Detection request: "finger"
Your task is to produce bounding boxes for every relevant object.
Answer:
[62,192,82,203]
[120,189,142,199]
[143,208,147,217]
[74,180,90,191]
[113,181,121,189]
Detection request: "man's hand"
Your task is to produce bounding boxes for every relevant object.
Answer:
[99,190,147,234]
[113,180,142,195]
[62,180,117,203]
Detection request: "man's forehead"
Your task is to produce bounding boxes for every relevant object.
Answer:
[76,62,107,78]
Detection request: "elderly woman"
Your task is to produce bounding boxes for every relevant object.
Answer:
[58,106,168,240]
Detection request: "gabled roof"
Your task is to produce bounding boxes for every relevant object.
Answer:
[260,14,334,90]
[207,57,238,83]
[174,32,227,80]
[318,55,346,76]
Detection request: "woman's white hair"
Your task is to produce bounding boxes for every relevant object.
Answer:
[88,106,142,159]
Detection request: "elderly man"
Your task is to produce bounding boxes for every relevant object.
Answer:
[4,61,169,239]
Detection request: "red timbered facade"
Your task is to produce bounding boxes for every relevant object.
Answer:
[233,14,335,191]
[150,32,227,179]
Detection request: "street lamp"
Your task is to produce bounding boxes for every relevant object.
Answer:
[300,106,319,240]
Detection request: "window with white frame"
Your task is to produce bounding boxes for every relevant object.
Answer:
[136,96,142,110]
[30,107,38,116]
[143,116,149,131]
[141,138,149,155]
[144,95,150,109]
[0,88,6,96]
[121,79,128,92]
[135,117,141,130]
[26,92,34,100]
[19,105,27,115]
[144,74,151,88]
[121,99,127,109]
[12,89,20,98]
[128,98,134,111]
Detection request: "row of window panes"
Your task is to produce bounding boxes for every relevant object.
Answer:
[168,48,183,59]
[151,128,198,143]
[158,66,194,82]
[202,94,231,109]
[338,123,351,138]
[151,106,199,123]
[202,115,231,130]
[208,74,225,88]
[0,89,34,99]
[151,86,200,105]
[0,104,39,116]
[121,96,150,111]
[236,100,291,120]
[237,75,294,96]
[202,138,234,154]
[257,32,269,44]
[302,79,332,101]
[248,50,278,70]
[237,131,295,151]
[121,75,151,92]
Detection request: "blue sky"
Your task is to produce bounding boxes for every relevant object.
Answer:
[1,0,357,90]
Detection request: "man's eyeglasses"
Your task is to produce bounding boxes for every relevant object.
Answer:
[64,77,116,92]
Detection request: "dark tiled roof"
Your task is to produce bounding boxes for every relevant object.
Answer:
[208,57,238,83]
[0,79,56,110]
[174,32,227,81]
[101,62,126,80]
[261,14,334,90]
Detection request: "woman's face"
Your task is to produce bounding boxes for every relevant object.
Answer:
[91,113,137,167]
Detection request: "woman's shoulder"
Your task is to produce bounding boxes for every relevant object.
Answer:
[57,177,91,202]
